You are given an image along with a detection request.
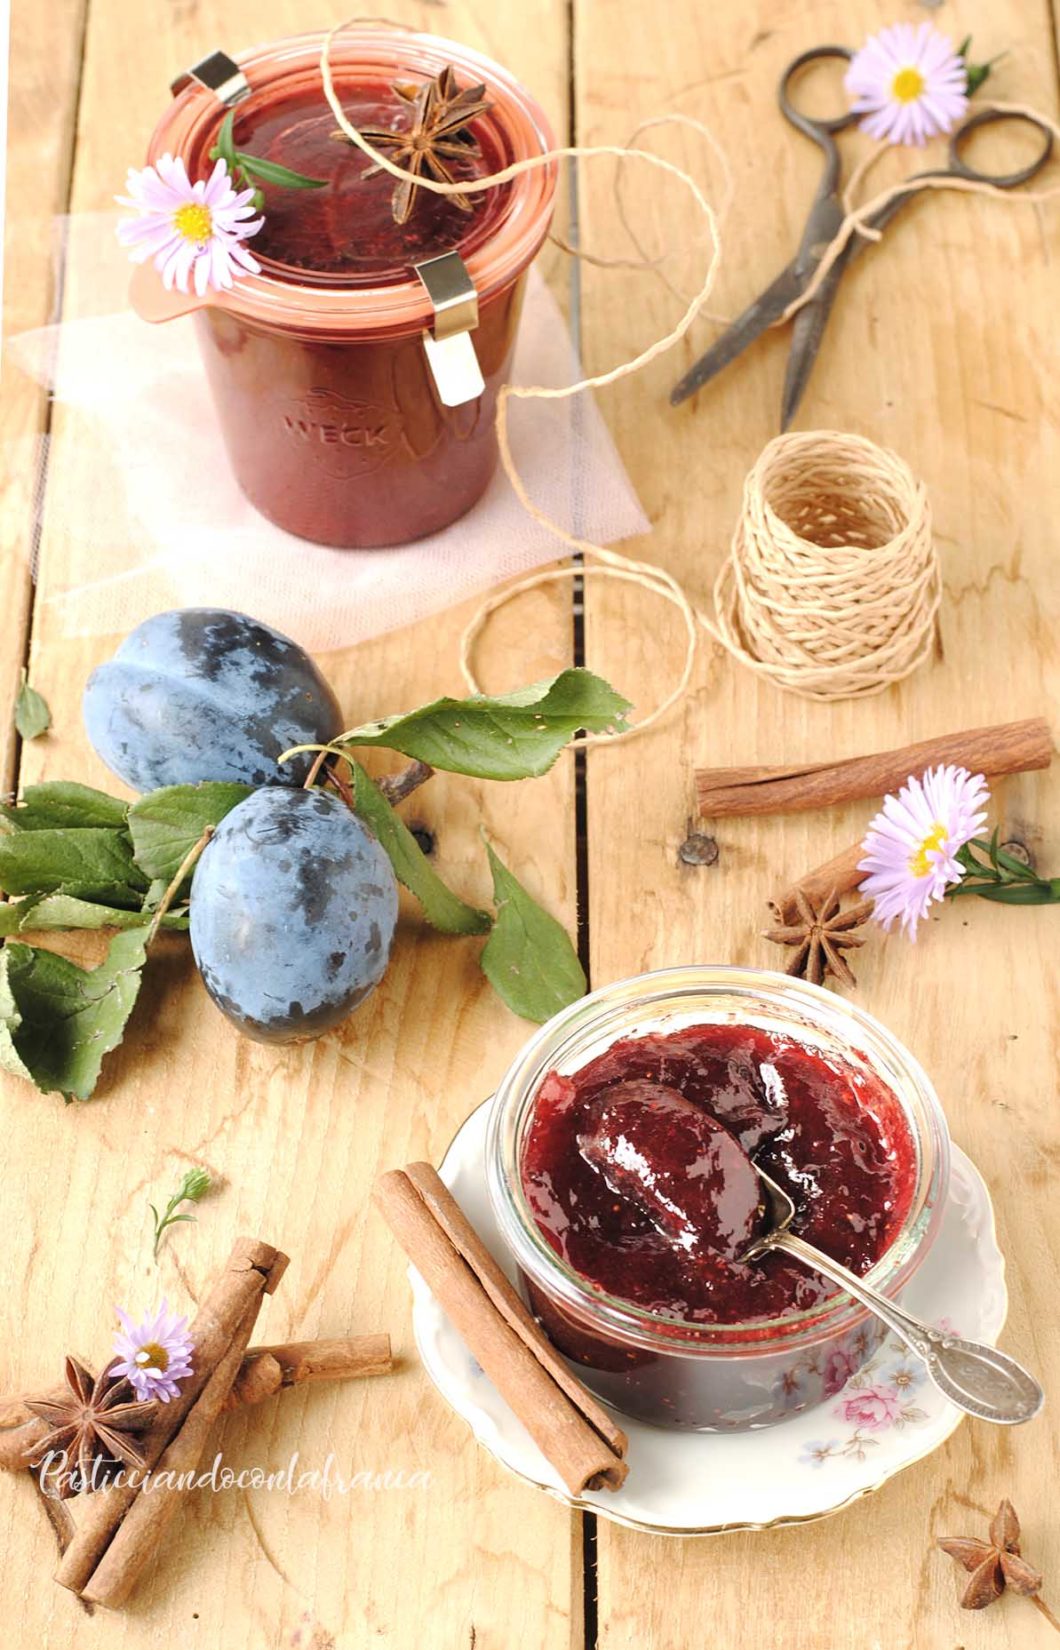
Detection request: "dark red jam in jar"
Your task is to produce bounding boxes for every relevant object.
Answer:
[243,85,513,281]
[143,30,556,547]
[488,971,949,1430]
[522,1025,918,1327]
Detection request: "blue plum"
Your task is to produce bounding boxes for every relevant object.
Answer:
[190,787,399,1043]
[83,609,343,792]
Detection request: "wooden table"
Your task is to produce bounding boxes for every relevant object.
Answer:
[2,1,1057,1644]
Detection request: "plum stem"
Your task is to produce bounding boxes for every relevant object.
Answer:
[327,764,357,811]
[378,760,434,806]
[145,826,214,947]
[302,749,330,791]
[302,749,433,809]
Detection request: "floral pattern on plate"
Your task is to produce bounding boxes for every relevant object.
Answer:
[800,1351,934,1465]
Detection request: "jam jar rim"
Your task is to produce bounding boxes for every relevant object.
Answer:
[485,965,951,1357]
[146,27,557,339]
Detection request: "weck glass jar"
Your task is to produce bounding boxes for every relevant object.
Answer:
[486,966,950,1431]
[137,27,557,547]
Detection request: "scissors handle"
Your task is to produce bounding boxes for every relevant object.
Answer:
[946,106,1053,187]
[854,107,1054,247]
[779,46,858,141]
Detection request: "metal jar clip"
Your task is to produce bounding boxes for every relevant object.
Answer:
[414,251,486,408]
[171,50,250,107]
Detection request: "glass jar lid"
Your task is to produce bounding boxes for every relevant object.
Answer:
[144,27,557,338]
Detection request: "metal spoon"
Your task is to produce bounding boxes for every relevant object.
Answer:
[743,1166,1044,1426]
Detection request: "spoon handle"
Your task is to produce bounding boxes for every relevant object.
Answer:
[771,1231,1043,1426]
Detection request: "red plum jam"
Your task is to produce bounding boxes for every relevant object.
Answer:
[523,1024,918,1328]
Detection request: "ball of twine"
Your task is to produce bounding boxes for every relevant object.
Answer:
[460,429,943,742]
[709,430,941,701]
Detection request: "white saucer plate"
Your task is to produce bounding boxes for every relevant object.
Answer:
[411,1099,1008,1535]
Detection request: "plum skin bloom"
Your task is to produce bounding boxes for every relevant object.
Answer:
[845,23,969,147]
[111,1299,195,1403]
[117,154,263,296]
[858,765,989,940]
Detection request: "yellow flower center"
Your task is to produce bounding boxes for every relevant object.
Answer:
[173,202,213,244]
[135,1341,170,1373]
[909,822,947,878]
[891,66,926,104]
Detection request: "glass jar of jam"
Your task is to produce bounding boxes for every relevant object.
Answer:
[486,967,950,1431]
[136,28,556,547]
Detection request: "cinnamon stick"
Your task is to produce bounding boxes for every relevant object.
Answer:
[0,1334,392,1472]
[82,1298,262,1609]
[56,1236,287,1601]
[225,1334,392,1408]
[772,844,866,923]
[697,718,1052,818]
[374,1163,628,1495]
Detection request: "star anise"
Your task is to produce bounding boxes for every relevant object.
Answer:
[763,887,875,989]
[24,1356,157,1498]
[938,1499,1044,1610]
[348,65,492,226]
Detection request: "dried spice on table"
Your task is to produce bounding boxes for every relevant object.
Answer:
[347,65,492,225]
[0,1335,392,1475]
[938,1499,1060,1628]
[23,1359,155,1498]
[763,888,874,988]
[750,738,1057,988]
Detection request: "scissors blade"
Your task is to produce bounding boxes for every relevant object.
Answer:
[778,250,851,431]
[669,261,806,407]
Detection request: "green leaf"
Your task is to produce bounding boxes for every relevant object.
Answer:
[965,61,992,95]
[0,927,149,1100]
[956,38,1001,96]
[331,670,632,780]
[991,845,1038,881]
[0,781,128,831]
[211,110,239,171]
[128,782,251,883]
[0,827,147,903]
[0,953,32,1087]
[479,839,586,1022]
[237,152,328,189]
[14,672,51,741]
[210,110,325,190]
[959,882,1060,905]
[950,837,1060,905]
[348,761,490,935]
[0,892,188,935]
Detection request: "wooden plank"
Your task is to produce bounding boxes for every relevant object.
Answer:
[1,3,584,1647]
[0,0,87,790]
[575,1,1060,1646]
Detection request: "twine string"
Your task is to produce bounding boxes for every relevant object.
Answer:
[320,26,1048,735]
[322,19,720,743]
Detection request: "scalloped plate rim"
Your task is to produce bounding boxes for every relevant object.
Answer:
[412,1099,1008,1536]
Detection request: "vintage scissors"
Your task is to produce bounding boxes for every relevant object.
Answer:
[670,45,1054,428]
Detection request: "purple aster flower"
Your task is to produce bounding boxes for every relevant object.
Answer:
[845,23,969,147]
[858,765,989,940]
[116,154,263,297]
[112,1299,194,1403]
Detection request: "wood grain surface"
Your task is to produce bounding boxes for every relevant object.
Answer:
[1,0,1058,1646]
